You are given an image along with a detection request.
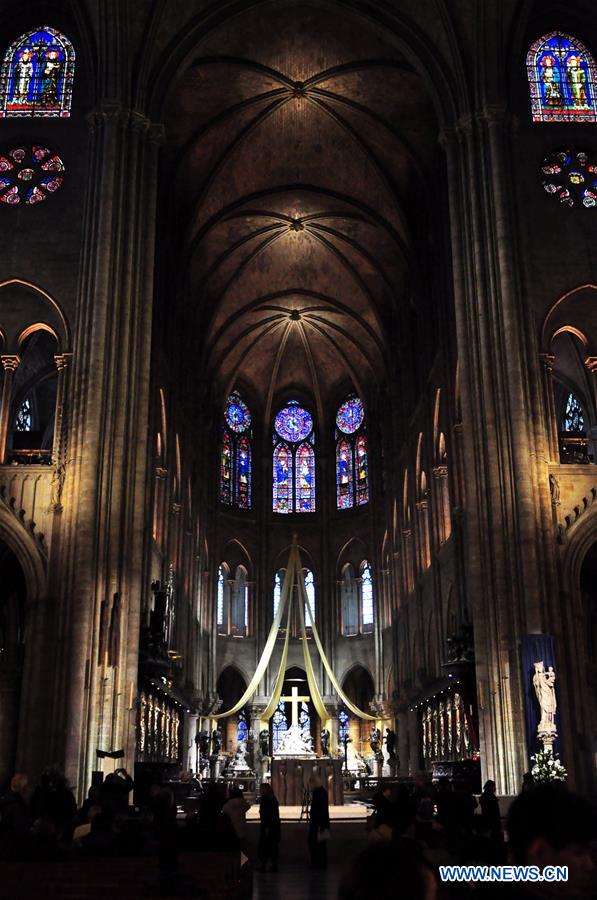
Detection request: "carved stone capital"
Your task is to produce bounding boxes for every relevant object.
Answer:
[54,353,72,371]
[1,354,20,372]
[432,465,448,478]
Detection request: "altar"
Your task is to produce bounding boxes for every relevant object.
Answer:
[271,757,344,806]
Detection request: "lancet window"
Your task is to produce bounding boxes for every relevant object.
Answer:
[219,392,252,509]
[336,395,369,509]
[273,400,315,513]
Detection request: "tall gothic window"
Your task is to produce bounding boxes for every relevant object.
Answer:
[336,396,369,509]
[341,561,374,636]
[527,32,597,123]
[273,569,285,619]
[220,392,252,509]
[341,564,358,636]
[0,27,75,118]
[273,400,315,513]
[561,392,585,432]
[231,565,249,637]
[361,561,374,634]
[303,568,315,627]
[14,396,32,431]
[216,563,248,637]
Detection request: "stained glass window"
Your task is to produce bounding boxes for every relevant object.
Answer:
[275,401,313,442]
[273,443,292,512]
[0,145,65,206]
[14,396,32,431]
[337,439,354,509]
[220,431,232,504]
[272,700,288,752]
[562,393,585,432]
[303,568,315,627]
[299,701,311,745]
[335,395,369,509]
[225,392,251,433]
[296,443,315,512]
[236,436,251,508]
[237,711,248,744]
[273,401,316,513]
[0,27,75,118]
[361,562,374,633]
[527,32,597,123]
[219,392,252,508]
[541,149,597,208]
[356,435,369,505]
[336,396,365,434]
[338,707,350,748]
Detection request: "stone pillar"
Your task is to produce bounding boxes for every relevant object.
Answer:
[441,109,560,793]
[584,357,597,461]
[51,354,71,467]
[0,355,19,464]
[53,105,163,797]
[539,354,560,463]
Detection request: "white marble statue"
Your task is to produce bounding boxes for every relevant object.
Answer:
[275,723,314,757]
[229,740,252,773]
[533,661,557,748]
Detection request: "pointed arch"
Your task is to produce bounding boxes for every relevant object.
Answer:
[527,32,597,123]
[0,26,75,118]
[360,560,374,633]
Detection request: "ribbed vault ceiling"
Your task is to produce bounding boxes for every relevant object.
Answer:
[161,2,440,421]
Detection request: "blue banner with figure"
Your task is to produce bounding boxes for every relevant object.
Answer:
[521,634,561,760]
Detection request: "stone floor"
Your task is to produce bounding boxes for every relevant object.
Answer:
[247,820,367,899]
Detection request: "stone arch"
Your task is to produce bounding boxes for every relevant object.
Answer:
[0,280,70,353]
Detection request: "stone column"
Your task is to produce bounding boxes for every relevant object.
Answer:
[441,109,560,793]
[51,354,71,467]
[0,355,19,464]
[53,105,163,797]
[539,354,560,462]
[584,357,597,461]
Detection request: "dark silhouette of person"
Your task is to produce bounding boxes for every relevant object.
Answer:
[30,766,76,841]
[257,783,281,872]
[479,779,502,842]
[307,775,330,869]
[101,768,134,818]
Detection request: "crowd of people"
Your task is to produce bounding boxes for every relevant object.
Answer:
[0,765,595,897]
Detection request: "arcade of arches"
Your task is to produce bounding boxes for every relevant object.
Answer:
[0,0,597,805]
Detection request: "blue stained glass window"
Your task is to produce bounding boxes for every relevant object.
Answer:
[527,32,597,123]
[336,396,365,434]
[295,442,315,512]
[0,27,75,118]
[299,701,311,745]
[273,442,292,512]
[272,700,288,752]
[237,711,248,744]
[273,402,316,513]
[335,396,369,510]
[275,401,313,442]
[338,707,350,746]
[225,392,251,432]
[219,392,252,508]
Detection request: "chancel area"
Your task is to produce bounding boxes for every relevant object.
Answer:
[0,1,597,897]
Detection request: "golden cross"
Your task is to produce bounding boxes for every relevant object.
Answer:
[280,685,310,727]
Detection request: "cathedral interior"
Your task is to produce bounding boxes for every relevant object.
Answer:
[1,0,597,822]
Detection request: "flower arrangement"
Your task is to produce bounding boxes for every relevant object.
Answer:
[530,748,567,783]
